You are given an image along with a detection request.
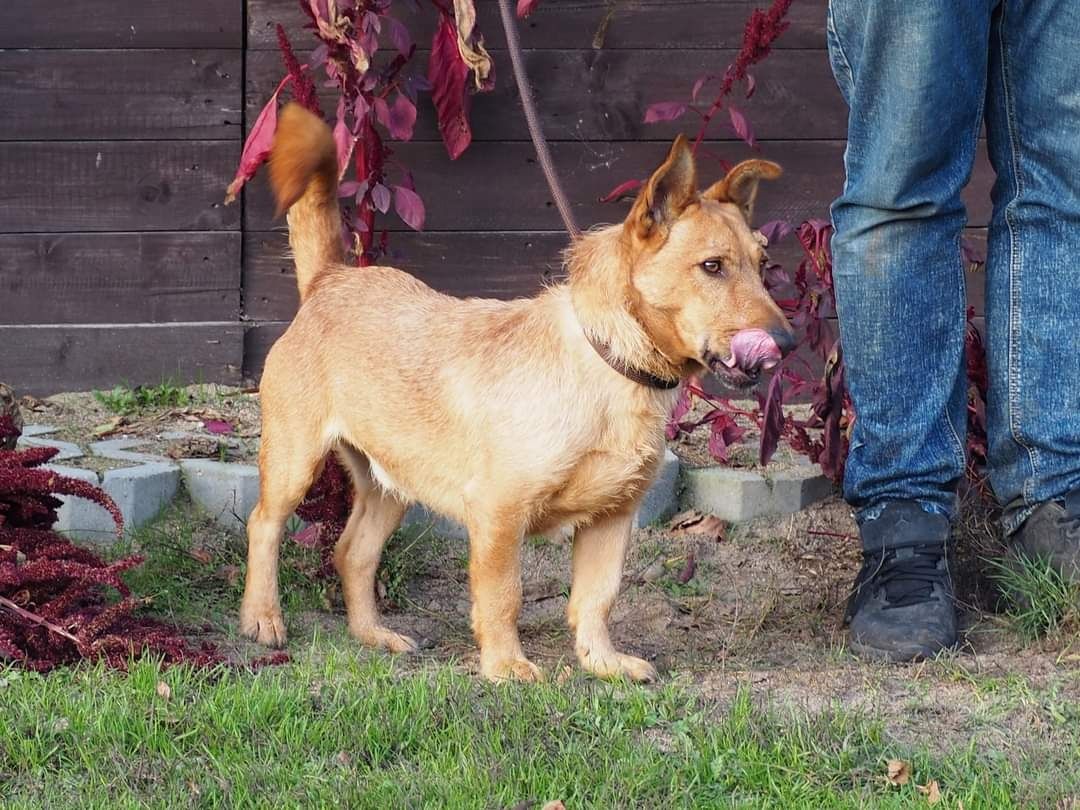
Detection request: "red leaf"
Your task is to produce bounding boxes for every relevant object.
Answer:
[666,384,694,440]
[393,185,425,231]
[387,94,417,141]
[728,105,756,147]
[745,73,757,99]
[599,178,643,203]
[291,524,321,549]
[691,74,715,103]
[517,0,543,18]
[643,101,688,124]
[371,183,391,214]
[758,220,792,245]
[202,419,233,435]
[759,371,785,466]
[224,76,290,204]
[428,13,472,160]
[708,413,746,463]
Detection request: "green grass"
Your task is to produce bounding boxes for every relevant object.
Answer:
[93,380,221,416]
[0,649,1059,809]
[989,553,1080,639]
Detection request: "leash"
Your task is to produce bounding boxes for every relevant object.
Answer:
[495,0,581,239]
[495,1,684,391]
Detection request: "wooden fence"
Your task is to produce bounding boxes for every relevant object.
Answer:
[0,0,990,394]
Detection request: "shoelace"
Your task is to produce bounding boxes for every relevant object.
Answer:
[862,540,948,609]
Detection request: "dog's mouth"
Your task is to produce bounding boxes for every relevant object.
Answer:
[703,329,783,390]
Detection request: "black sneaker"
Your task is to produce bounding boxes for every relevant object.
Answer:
[844,501,958,662]
[1008,487,1080,584]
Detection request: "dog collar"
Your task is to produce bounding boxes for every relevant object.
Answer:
[584,332,681,390]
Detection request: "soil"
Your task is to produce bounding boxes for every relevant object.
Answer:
[17,385,263,470]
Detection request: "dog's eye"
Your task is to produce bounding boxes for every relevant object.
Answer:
[700,259,723,275]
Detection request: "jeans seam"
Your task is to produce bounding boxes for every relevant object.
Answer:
[826,2,855,96]
[996,0,1041,507]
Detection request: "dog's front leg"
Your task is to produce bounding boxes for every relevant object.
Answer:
[468,517,542,682]
[567,511,657,682]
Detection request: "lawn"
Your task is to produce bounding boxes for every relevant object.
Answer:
[2,500,1078,808]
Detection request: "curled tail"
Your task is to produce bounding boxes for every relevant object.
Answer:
[269,103,343,302]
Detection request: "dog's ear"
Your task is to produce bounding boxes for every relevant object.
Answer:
[628,135,697,240]
[703,159,781,223]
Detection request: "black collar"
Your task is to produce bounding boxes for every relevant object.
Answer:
[584,332,681,390]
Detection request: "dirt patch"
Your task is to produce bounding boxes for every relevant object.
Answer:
[18,385,262,468]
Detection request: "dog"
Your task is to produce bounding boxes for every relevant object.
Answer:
[239,103,795,682]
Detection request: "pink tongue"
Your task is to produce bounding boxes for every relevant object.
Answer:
[730,329,782,371]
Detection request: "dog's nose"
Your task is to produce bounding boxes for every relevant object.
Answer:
[768,326,797,358]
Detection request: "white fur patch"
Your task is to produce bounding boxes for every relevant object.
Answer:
[367,455,405,498]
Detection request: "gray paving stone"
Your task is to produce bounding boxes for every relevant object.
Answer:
[682,459,835,522]
[636,449,681,527]
[89,438,167,464]
[180,460,260,532]
[17,426,83,461]
[42,465,119,543]
[103,463,181,534]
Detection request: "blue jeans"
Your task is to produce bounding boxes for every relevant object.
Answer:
[827,0,1080,532]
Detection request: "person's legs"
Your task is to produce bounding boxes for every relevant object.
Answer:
[983,0,1080,566]
[828,0,993,517]
[826,0,995,659]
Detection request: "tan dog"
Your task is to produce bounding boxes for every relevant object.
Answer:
[239,103,795,682]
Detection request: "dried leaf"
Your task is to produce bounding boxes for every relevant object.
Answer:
[668,510,726,542]
[886,759,911,786]
[428,13,473,159]
[91,415,125,437]
[917,780,942,804]
[541,803,566,810]
[676,551,697,584]
[156,681,172,700]
[188,547,212,565]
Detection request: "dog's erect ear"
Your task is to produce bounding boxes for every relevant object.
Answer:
[628,135,697,239]
[703,159,782,223]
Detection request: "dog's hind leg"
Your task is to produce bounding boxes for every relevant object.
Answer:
[467,509,542,682]
[333,445,416,653]
[567,511,657,683]
[239,424,325,648]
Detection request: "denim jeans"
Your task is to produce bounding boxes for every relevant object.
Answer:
[826,0,1080,532]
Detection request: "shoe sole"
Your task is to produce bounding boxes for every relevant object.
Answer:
[848,638,953,664]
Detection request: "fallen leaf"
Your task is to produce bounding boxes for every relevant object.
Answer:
[541,803,566,810]
[91,416,125,437]
[49,717,70,733]
[886,759,911,786]
[218,564,242,586]
[555,665,574,684]
[188,547,212,565]
[677,551,697,584]
[335,750,352,767]
[156,681,171,700]
[917,780,942,804]
[203,419,233,435]
[668,510,726,541]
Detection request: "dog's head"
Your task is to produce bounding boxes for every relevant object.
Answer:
[622,136,795,389]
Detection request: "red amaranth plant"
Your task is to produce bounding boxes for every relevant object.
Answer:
[0,423,219,671]
[227,0,495,265]
[634,0,990,485]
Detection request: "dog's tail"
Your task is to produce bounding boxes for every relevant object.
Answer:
[269,103,343,302]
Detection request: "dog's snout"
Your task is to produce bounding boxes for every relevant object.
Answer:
[768,326,797,358]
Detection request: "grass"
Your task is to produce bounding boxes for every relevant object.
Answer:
[93,380,222,416]
[989,552,1080,640]
[0,649,1063,809]
[3,503,1078,807]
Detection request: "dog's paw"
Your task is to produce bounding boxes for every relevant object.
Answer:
[580,650,658,683]
[480,656,544,683]
[353,625,419,654]
[238,603,287,648]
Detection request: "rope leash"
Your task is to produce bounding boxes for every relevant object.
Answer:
[495,0,581,240]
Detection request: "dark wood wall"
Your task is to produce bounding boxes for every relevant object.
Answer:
[0,0,990,394]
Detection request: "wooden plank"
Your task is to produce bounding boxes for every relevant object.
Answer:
[243,321,287,381]
[0,0,242,48]
[246,48,844,143]
[0,323,244,396]
[248,0,827,51]
[243,228,988,322]
[0,141,240,233]
[0,50,242,141]
[244,140,997,232]
[0,233,240,324]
